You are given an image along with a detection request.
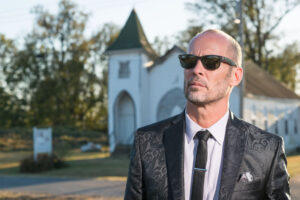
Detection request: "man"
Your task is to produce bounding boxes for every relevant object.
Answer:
[124,29,290,200]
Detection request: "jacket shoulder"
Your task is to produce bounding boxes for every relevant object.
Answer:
[243,118,281,139]
[136,113,183,133]
[233,116,284,149]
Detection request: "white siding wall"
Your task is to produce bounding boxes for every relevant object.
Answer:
[140,54,151,126]
[229,86,241,117]
[244,96,300,153]
[148,51,185,125]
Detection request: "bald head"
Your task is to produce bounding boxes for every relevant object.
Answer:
[188,29,242,67]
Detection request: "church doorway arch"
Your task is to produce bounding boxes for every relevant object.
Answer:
[114,91,136,145]
[157,88,186,121]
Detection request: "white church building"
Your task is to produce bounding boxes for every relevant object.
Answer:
[106,9,300,153]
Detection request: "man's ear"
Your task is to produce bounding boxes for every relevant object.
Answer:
[231,67,243,86]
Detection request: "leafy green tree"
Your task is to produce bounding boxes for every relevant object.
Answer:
[268,42,300,90]
[85,23,119,129]
[2,0,119,129]
[175,24,203,51]
[151,36,172,56]
[0,87,27,127]
[184,0,300,90]
[0,34,28,127]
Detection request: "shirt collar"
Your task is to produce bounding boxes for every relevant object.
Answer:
[185,110,229,145]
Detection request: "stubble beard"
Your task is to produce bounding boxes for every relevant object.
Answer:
[184,72,232,106]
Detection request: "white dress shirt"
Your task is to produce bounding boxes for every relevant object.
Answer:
[184,110,229,200]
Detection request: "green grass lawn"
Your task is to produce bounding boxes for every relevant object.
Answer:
[0,149,299,179]
[287,154,300,177]
[0,148,130,180]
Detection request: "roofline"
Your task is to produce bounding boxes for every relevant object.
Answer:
[244,60,300,99]
[147,45,185,70]
[105,48,145,56]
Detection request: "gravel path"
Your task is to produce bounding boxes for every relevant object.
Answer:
[0,175,126,198]
[1,175,299,199]
[291,174,300,200]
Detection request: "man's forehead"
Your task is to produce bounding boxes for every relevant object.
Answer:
[188,32,230,53]
[191,32,229,45]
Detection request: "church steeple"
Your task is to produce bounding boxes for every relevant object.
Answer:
[106,9,158,60]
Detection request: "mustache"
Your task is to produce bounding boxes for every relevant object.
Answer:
[187,77,208,88]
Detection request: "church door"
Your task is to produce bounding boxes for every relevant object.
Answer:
[115,92,135,145]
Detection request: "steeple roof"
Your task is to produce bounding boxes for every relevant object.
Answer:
[106,9,158,60]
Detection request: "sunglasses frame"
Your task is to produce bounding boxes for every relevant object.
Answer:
[178,54,237,70]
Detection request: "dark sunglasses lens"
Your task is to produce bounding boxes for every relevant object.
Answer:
[179,55,197,69]
[202,55,221,70]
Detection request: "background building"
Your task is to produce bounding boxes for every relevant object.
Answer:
[106,10,300,153]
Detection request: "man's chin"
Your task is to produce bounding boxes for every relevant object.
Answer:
[186,94,206,106]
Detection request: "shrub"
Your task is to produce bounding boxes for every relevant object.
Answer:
[20,154,68,173]
[54,141,72,158]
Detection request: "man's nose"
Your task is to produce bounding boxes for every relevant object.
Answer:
[192,60,206,75]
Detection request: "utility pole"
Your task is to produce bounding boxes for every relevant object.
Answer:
[237,0,245,119]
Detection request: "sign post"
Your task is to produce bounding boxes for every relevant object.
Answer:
[33,127,52,161]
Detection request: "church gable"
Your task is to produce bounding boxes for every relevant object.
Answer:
[106,9,157,60]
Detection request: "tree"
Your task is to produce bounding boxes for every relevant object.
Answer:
[0,34,27,127]
[151,36,172,56]
[2,0,119,129]
[184,0,300,90]
[86,23,119,129]
[175,24,203,51]
[268,42,300,90]
[0,87,27,127]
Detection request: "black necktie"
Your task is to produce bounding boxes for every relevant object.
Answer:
[191,130,211,200]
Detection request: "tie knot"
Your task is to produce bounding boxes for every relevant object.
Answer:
[195,130,211,142]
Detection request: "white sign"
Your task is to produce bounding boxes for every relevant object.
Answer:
[33,127,52,161]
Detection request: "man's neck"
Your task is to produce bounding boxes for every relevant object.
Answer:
[186,100,229,128]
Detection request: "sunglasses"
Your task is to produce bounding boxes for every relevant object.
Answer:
[178,54,237,70]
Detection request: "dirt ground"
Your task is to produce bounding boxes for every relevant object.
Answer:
[0,191,121,200]
[1,174,300,199]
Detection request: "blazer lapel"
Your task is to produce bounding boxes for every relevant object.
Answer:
[219,112,247,200]
[164,113,185,200]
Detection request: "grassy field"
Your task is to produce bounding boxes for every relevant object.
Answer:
[0,129,131,179]
[287,154,300,177]
[0,149,299,179]
[0,148,130,179]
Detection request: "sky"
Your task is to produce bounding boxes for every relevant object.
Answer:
[1,0,300,45]
[0,0,190,42]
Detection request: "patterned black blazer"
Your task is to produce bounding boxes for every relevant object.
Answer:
[124,112,290,200]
